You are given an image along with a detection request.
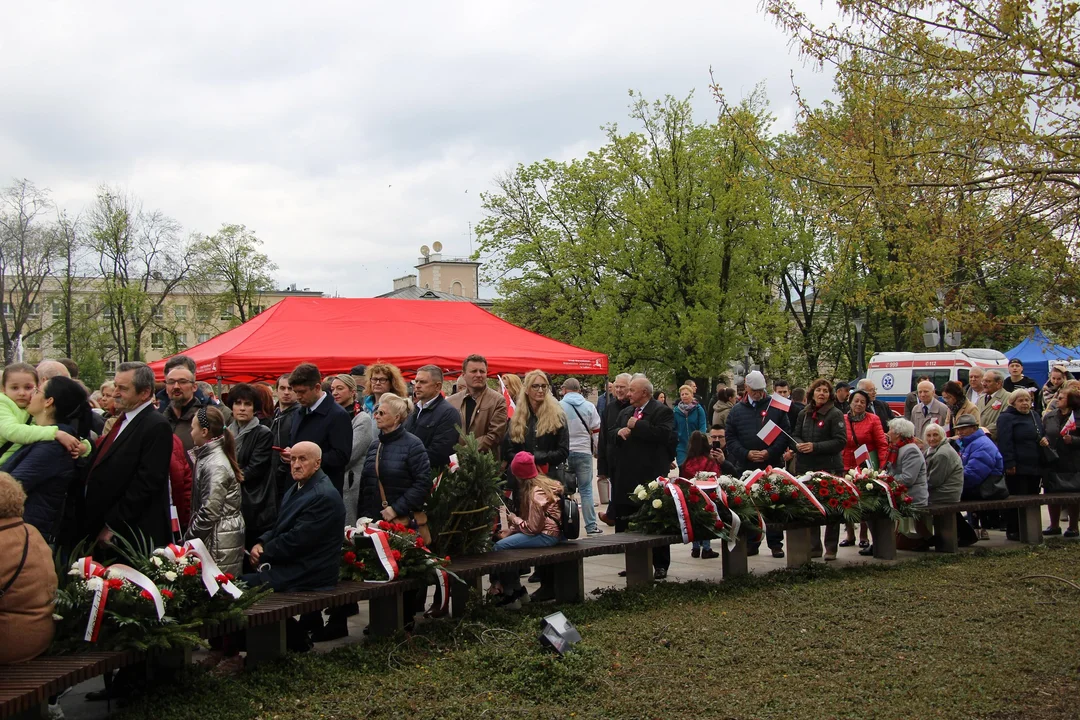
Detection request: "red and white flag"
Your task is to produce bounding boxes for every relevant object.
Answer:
[769,393,792,412]
[499,375,516,418]
[854,444,870,467]
[1062,411,1077,437]
[757,420,782,445]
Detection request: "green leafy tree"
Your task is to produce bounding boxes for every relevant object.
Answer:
[190,223,278,326]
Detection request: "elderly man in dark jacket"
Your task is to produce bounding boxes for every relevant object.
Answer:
[612,374,676,579]
[404,365,460,470]
[725,370,792,558]
[597,373,632,525]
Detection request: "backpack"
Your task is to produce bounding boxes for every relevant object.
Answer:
[557,495,580,540]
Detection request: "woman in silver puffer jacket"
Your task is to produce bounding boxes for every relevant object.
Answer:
[186,405,245,577]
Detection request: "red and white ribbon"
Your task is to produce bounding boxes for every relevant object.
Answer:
[791,476,827,515]
[429,567,451,615]
[743,468,766,490]
[73,558,108,642]
[717,487,742,552]
[872,478,897,509]
[839,477,862,499]
[362,527,400,582]
[184,538,243,599]
[664,481,695,544]
[107,564,166,619]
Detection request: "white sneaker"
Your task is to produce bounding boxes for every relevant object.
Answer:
[47,703,65,720]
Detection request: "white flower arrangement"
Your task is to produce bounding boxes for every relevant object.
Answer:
[86,576,103,591]
[648,480,660,490]
[633,485,646,496]
[637,489,648,500]
[651,499,663,509]
[163,571,178,582]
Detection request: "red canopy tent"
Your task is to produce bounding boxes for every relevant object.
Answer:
[148,297,608,383]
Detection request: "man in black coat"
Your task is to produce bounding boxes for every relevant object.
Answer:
[404,365,460,470]
[270,374,301,506]
[597,373,632,525]
[81,361,173,551]
[612,374,675,579]
[725,370,793,558]
[284,363,353,495]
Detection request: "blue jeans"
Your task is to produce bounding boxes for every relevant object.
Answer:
[492,532,560,592]
[691,539,712,551]
[567,451,598,532]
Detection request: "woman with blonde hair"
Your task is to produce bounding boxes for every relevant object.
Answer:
[502,374,522,407]
[505,369,569,478]
[363,362,410,415]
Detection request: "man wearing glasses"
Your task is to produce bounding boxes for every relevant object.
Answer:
[162,361,203,451]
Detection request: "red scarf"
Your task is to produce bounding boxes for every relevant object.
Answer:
[884,436,917,469]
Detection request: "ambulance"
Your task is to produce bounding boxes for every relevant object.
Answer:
[865,349,1009,415]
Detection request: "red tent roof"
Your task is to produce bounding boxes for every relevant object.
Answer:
[148,297,608,382]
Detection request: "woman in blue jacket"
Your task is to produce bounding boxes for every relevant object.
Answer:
[2,376,92,542]
[674,385,708,467]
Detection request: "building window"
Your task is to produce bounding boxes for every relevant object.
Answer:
[451,281,463,296]
[52,300,63,321]
[197,332,211,344]
[176,333,188,349]
[151,332,165,349]
[174,305,187,321]
[1,303,10,317]
[28,303,40,319]
[102,305,114,320]
[152,306,164,321]
[219,304,233,320]
[196,307,211,323]
[251,305,264,316]
[24,333,42,349]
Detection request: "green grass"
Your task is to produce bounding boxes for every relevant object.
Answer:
[119,543,1080,720]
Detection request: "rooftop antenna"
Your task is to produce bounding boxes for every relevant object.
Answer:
[465,221,473,254]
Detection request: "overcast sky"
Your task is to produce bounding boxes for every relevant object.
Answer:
[2,1,838,298]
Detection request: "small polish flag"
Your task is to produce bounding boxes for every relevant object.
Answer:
[769,393,792,412]
[499,375,516,418]
[449,453,460,473]
[854,444,870,466]
[757,420,782,445]
[1062,411,1076,437]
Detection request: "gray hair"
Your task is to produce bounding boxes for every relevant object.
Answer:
[36,359,70,381]
[416,364,444,383]
[922,422,946,443]
[197,381,214,395]
[562,378,581,392]
[888,417,916,439]
[857,379,875,392]
[984,369,1003,383]
[631,373,654,396]
[615,373,632,384]
[117,361,155,395]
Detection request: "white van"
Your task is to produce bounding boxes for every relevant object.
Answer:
[866,349,1008,414]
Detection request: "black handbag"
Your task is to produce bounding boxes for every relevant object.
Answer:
[1031,414,1059,466]
[551,463,579,495]
[1044,471,1080,493]
[974,473,1010,501]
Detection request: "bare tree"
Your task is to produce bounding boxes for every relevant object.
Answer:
[87,186,193,362]
[0,179,61,363]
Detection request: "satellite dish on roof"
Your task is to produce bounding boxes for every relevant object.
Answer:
[432,241,443,253]
[420,245,430,257]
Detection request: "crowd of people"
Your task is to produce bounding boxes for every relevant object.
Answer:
[1,351,1078,693]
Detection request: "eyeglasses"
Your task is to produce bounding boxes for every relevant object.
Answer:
[530,384,548,391]
[371,377,390,384]
[373,410,388,416]
[165,379,193,387]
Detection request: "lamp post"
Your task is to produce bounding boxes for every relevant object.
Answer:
[852,310,865,379]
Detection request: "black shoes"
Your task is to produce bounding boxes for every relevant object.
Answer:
[530,585,556,602]
[858,545,874,556]
[310,618,349,643]
[653,568,668,580]
[771,549,785,559]
[691,548,701,558]
[701,549,719,559]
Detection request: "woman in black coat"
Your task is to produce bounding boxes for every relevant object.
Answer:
[227,384,276,548]
[1042,388,1080,536]
[501,369,570,488]
[2,376,92,541]
[792,378,847,560]
[359,394,432,523]
[996,388,1048,541]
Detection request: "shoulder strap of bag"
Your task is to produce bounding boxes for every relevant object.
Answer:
[375,444,390,509]
[567,403,596,453]
[847,414,862,448]
[0,524,30,599]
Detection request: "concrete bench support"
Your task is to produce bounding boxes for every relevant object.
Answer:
[246,620,286,668]
[1018,505,1042,545]
[624,545,653,587]
[870,517,897,560]
[552,558,585,603]
[368,593,405,637]
[721,538,748,578]
[451,576,483,618]
[785,527,814,567]
[934,513,959,553]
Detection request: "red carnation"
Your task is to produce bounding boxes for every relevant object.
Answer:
[763,483,772,492]
[377,520,391,530]
[733,497,743,506]
[354,561,365,569]
[391,550,402,561]
[714,519,725,529]
[215,574,229,584]
[183,565,198,576]
[828,498,839,508]
[414,536,425,548]
[770,493,780,502]
[106,578,123,590]
[904,496,913,504]
[790,490,799,498]
[343,551,357,564]
[161,589,174,599]
[140,589,153,601]
[818,488,829,497]
[819,479,828,487]
[444,556,451,562]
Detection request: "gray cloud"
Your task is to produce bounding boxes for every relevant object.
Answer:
[2,0,837,298]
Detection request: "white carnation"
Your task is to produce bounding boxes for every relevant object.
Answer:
[106,568,122,579]
[151,556,163,567]
[86,577,103,591]
[651,499,663,509]
[648,481,659,490]
[163,571,178,582]
[633,485,646,496]
[865,483,874,491]
[68,566,81,576]
[637,490,648,501]
[357,517,373,528]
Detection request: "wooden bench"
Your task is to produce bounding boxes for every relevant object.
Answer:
[443,532,681,614]
[925,492,1080,552]
[0,650,140,720]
